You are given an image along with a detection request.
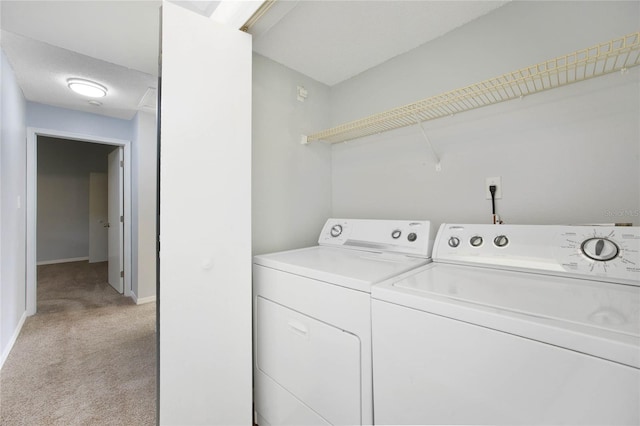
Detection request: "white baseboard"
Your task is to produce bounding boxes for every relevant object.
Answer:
[131,293,156,305]
[37,256,89,266]
[1,311,27,371]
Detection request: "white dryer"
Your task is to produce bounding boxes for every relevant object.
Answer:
[253,218,433,426]
[372,223,640,425]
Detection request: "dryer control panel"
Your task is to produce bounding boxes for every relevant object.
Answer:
[319,218,433,258]
[433,224,640,286]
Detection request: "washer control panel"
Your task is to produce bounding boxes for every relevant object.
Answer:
[434,224,640,285]
[557,228,639,282]
[318,218,433,258]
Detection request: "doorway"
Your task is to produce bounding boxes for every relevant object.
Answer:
[36,136,124,294]
[26,128,132,315]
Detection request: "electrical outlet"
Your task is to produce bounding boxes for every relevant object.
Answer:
[485,177,502,199]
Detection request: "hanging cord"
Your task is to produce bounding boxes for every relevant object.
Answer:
[489,185,501,224]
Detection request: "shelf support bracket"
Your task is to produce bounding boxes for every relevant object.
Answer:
[414,114,441,171]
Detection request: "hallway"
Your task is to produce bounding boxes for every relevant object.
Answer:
[0,261,156,425]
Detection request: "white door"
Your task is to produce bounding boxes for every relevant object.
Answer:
[107,147,124,293]
[88,172,108,263]
[160,2,252,424]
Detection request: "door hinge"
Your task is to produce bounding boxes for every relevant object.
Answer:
[120,215,124,223]
[120,160,124,167]
[120,270,124,278]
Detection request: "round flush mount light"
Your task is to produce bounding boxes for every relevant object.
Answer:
[67,78,107,98]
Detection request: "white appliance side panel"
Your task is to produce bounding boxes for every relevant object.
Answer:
[256,297,361,425]
[372,299,640,425]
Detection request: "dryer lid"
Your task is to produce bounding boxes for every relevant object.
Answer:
[254,246,430,293]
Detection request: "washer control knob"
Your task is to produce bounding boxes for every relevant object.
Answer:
[470,236,483,247]
[407,232,417,242]
[330,224,343,238]
[581,237,619,262]
[448,237,460,248]
[391,230,402,239]
[494,235,509,247]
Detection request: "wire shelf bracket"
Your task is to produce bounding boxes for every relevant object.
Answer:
[303,31,640,146]
[414,114,441,171]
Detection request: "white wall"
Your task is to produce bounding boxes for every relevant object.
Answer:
[36,137,115,263]
[132,111,156,302]
[330,1,640,228]
[252,54,332,255]
[1,50,27,367]
[160,3,252,424]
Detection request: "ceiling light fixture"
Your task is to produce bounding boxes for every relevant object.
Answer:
[67,78,107,98]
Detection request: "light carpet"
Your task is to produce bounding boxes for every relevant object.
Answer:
[0,261,156,425]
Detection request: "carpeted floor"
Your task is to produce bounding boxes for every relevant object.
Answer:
[0,261,156,425]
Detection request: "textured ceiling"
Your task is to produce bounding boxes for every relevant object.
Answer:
[2,31,157,120]
[1,0,160,120]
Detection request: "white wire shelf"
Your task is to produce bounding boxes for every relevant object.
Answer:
[304,32,640,145]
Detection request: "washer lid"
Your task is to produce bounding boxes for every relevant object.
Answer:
[373,263,640,368]
[254,246,429,293]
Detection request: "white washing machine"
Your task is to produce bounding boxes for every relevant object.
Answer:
[253,218,433,426]
[372,223,640,425]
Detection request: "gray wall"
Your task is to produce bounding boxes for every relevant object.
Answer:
[131,111,157,301]
[252,53,333,255]
[28,102,156,303]
[27,102,133,141]
[329,1,640,228]
[1,49,27,366]
[37,137,116,263]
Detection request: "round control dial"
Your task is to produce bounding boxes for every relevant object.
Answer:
[330,224,343,237]
[407,233,417,242]
[494,235,509,247]
[470,236,483,247]
[391,230,402,239]
[448,237,460,248]
[581,237,619,262]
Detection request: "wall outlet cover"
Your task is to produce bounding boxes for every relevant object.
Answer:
[485,176,502,199]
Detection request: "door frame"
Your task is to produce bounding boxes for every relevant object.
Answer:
[26,127,132,315]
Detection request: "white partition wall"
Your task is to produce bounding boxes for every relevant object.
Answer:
[159,2,252,424]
